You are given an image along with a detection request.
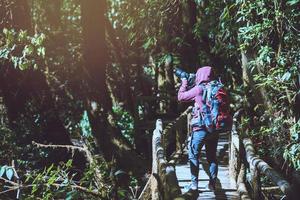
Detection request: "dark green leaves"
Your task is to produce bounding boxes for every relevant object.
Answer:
[113,105,134,145]
[80,110,92,137]
[284,121,300,170]
[143,37,157,50]
[0,29,46,70]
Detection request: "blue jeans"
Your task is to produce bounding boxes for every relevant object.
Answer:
[188,129,219,187]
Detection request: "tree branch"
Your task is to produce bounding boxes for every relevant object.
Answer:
[32,141,104,188]
[0,176,18,186]
[0,181,101,197]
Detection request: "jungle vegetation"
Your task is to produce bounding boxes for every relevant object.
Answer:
[0,0,299,199]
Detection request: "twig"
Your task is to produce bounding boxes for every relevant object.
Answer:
[0,176,18,186]
[0,188,18,195]
[32,141,86,153]
[32,141,94,166]
[261,186,280,191]
[284,16,300,33]
[32,141,104,188]
[0,183,101,197]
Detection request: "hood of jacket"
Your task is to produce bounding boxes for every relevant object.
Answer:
[195,66,213,84]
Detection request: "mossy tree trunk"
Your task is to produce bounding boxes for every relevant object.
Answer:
[81,0,145,175]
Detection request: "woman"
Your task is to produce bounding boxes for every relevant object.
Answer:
[178,66,218,193]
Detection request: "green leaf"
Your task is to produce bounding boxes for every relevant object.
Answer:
[80,110,92,137]
[59,177,69,188]
[23,45,34,56]
[19,61,30,70]
[18,30,28,42]
[117,189,127,198]
[66,160,73,168]
[48,174,57,185]
[25,174,32,183]
[6,167,14,180]
[11,56,19,68]
[0,166,7,177]
[66,190,77,200]
[33,63,38,70]
[287,0,299,5]
[37,47,46,58]
[0,48,10,59]
[31,184,37,194]
[281,72,291,81]
[143,37,156,50]
[46,164,54,174]
[3,28,8,35]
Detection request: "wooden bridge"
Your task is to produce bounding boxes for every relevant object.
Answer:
[137,107,294,200]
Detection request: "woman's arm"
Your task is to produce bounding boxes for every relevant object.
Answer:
[177,79,201,102]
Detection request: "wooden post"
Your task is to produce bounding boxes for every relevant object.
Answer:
[237,162,251,200]
[164,165,181,199]
[229,140,238,184]
[151,119,163,200]
[249,164,261,199]
[229,124,239,183]
[176,128,181,153]
[229,110,243,184]
[176,118,185,152]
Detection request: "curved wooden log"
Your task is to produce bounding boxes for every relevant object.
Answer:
[140,119,181,200]
[237,162,251,200]
[243,138,292,195]
[139,107,193,199]
[163,107,193,150]
[229,109,243,183]
[151,119,163,200]
[138,178,151,200]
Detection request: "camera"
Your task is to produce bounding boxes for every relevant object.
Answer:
[174,67,196,87]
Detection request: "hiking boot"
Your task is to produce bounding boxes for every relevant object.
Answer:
[183,184,199,199]
[184,183,197,191]
[206,179,216,191]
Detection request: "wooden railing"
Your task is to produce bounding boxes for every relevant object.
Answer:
[139,107,294,200]
[229,110,293,200]
[138,106,192,200]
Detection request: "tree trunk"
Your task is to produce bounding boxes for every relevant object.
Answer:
[241,51,273,112]
[105,19,135,114]
[184,0,198,68]
[45,0,62,30]
[81,0,146,175]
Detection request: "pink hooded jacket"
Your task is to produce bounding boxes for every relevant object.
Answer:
[178,66,213,105]
[178,66,213,130]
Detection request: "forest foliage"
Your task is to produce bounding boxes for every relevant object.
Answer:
[0,0,299,199]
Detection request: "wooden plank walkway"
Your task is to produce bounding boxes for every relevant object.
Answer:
[175,132,240,200]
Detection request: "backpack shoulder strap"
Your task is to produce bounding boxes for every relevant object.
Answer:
[210,80,223,96]
[198,83,207,103]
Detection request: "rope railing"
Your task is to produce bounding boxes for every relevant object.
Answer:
[229,109,293,200]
